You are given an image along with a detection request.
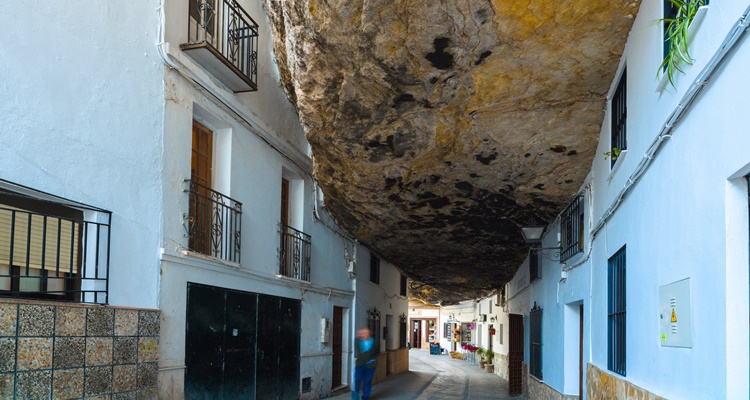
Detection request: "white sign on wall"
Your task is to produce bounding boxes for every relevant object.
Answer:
[659,278,692,348]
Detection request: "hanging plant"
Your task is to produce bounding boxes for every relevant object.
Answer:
[659,0,708,88]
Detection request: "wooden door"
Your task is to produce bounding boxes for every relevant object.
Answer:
[508,314,524,395]
[332,307,343,388]
[279,178,290,275]
[190,121,213,255]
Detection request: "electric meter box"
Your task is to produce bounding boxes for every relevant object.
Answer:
[659,278,692,348]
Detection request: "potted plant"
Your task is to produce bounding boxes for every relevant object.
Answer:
[659,0,710,87]
[484,350,494,373]
[477,347,486,368]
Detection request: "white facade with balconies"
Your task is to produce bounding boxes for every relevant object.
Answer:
[0,1,408,398]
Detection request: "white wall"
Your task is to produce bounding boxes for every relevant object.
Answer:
[504,1,750,398]
[157,0,366,394]
[586,0,750,398]
[0,1,166,308]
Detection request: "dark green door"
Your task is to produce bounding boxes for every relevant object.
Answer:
[185,284,226,399]
[185,283,300,399]
[256,296,301,399]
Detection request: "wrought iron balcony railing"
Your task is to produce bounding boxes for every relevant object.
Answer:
[184,180,242,263]
[181,0,259,92]
[278,224,311,282]
[0,204,111,304]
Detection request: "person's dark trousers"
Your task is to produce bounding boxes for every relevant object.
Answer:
[352,365,376,400]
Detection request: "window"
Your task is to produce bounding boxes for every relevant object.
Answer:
[278,171,310,280]
[560,195,584,262]
[186,121,242,263]
[400,274,407,296]
[189,0,217,38]
[611,68,627,167]
[529,249,541,282]
[370,253,380,284]
[189,120,213,256]
[367,312,381,353]
[0,183,111,304]
[529,304,543,379]
[608,245,626,376]
[663,1,709,62]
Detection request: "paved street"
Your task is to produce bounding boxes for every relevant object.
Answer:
[331,349,525,400]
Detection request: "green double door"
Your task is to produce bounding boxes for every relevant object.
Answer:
[185,283,301,399]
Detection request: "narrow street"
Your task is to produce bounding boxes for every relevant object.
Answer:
[332,349,524,400]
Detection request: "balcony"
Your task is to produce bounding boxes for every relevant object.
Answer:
[180,0,259,92]
[184,180,242,263]
[0,182,111,304]
[278,224,311,281]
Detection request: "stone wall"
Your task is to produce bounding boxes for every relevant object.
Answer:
[0,299,160,399]
[494,352,508,380]
[587,364,666,400]
[527,374,578,400]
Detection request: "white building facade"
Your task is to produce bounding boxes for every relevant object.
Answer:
[0,1,408,399]
[503,0,750,398]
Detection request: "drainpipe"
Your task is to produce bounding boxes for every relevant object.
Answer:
[591,3,750,238]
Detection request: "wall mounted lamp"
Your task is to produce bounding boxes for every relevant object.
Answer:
[521,225,561,261]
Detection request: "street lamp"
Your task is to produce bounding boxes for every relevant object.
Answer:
[520,225,561,261]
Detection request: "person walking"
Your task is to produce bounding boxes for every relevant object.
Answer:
[352,327,377,400]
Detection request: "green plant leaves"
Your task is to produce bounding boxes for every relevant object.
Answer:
[659,0,705,88]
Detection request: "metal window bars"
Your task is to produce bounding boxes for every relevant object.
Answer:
[184,179,242,263]
[560,195,584,262]
[278,224,311,281]
[529,304,543,379]
[608,246,626,376]
[0,205,111,304]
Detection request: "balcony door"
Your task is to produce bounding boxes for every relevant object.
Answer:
[189,121,213,255]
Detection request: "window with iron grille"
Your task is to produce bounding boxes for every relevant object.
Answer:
[560,196,584,262]
[368,314,381,353]
[610,68,627,167]
[0,182,111,304]
[400,274,407,296]
[370,253,380,284]
[529,249,541,282]
[608,245,626,376]
[529,304,543,379]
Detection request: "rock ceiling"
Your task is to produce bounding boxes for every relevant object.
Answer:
[265,0,641,304]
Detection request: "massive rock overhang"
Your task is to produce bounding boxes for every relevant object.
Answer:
[264,0,641,304]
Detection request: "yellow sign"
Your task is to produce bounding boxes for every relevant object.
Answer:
[671,309,677,323]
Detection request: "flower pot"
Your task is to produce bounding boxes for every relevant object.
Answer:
[478,360,485,368]
[485,364,494,373]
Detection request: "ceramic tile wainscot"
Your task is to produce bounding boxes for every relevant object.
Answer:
[0,299,161,400]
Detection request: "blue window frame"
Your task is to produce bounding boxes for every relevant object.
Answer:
[608,245,626,376]
[529,304,543,379]
[610,69,627,168]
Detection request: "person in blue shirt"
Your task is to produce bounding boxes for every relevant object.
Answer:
[352,327,376,400]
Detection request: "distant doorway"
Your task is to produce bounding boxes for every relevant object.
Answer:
[332,306,343,388]
[412,320,422,349]
[508,314,524,395]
